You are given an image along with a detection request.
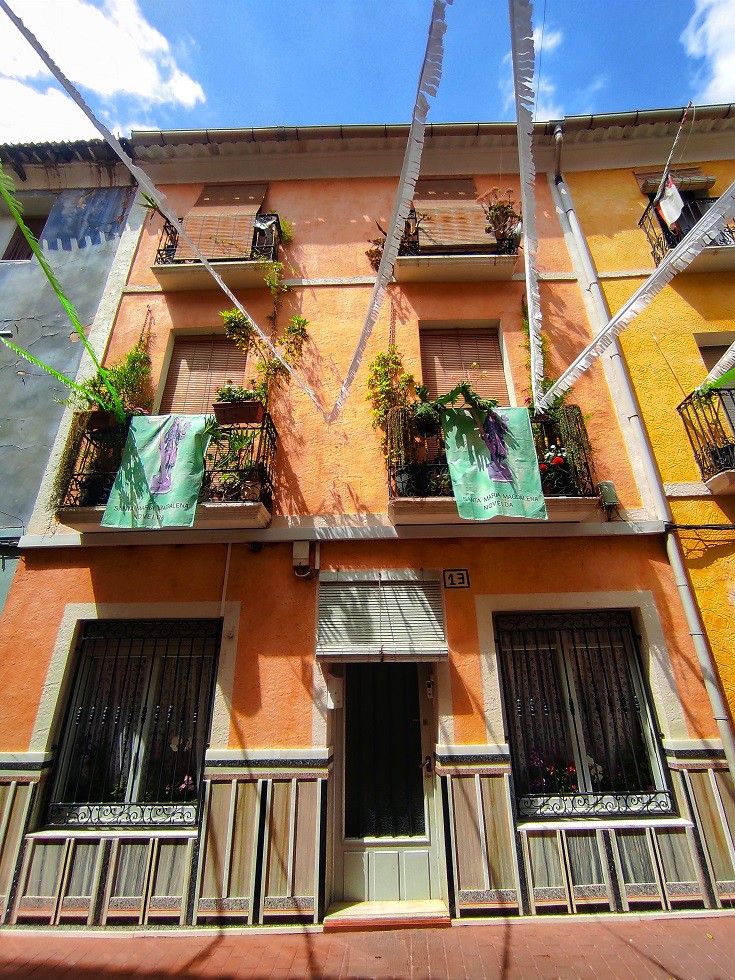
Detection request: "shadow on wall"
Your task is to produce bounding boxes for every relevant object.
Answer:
[41,186,135,252]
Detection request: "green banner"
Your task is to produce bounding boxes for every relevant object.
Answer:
[441,406,547,521]
[102,415,210,529]
[712,365,735,389]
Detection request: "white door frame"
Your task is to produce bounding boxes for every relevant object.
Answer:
[330,660,444,904]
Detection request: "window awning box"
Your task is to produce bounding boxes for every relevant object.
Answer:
[316,574,448,661]
[635,168,716,196]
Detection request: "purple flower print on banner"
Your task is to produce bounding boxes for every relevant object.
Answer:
[150,417,191,494]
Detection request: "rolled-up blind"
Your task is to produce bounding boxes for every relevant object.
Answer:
[420,327,509,403]
[316,579,447,659]
[159,336,249,414]
[413,177,491,251]
[175,183,267,261]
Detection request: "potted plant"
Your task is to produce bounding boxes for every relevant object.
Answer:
[481,188,522,254]
[218,309,310,418]
[212,382,266,424]
[67,338,153,429]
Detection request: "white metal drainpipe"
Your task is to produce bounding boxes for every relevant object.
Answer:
[551,125,735,778]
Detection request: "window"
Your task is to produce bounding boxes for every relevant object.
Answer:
[419,325,510,403]
[697,341,735,433]
[159,335,249,414]
[495,610,671,819]
[48,619,219,827]
[2,215,47,260]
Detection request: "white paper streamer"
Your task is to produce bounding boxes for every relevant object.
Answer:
[0,0,323,414]
[327,0,452,422]
[704,338,735,385]
[537,177,735,412]
[508,0,544,408]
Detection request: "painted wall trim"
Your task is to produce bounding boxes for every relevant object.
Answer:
[435,743,511,758]
[474,590,691,747]
[19,519,667,550]
[205,747,331,763]
[29,600,240,755]
[664,482,712,498]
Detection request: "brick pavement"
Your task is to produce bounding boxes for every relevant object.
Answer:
[0,912,733,978]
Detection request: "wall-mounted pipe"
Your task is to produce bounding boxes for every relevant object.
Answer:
[551,129,735,777]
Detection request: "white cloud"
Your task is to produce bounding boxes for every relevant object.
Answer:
[0,78,98,143]
[533,79,563,121]
[532,27,563,56]
[0,0,204,142]
[499,24,565,120]
[681,0,735,103]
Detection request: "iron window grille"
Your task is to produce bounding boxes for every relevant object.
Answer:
[495,610,673,820]
[47,619,220,828]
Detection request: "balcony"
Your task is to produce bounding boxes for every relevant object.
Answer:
[387,405,600,525]
[638,197,735,273]
[56,415,277,530]
[393,207,520,283]
[678,388,735,494]
[151,213,283,291]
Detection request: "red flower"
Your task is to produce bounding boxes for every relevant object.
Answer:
[551,455,565,465]
[539,463,548,472]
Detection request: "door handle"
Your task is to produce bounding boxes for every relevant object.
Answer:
[422,755,434,776]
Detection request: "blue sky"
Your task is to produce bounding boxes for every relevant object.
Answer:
[1,0,733,142]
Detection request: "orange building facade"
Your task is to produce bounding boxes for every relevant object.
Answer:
[0,113,733,928]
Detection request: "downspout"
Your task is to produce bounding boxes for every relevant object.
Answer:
[551,125,735,778]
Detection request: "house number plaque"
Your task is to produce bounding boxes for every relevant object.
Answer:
[443,569,470,589]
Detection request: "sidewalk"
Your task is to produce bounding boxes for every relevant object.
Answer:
[0,912,733,978]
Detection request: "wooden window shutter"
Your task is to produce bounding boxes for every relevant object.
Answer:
[159,336,249,414]
[176,183,268,261]
[413,177,491,251]
[2,217,47,260]
[420,327,509,403]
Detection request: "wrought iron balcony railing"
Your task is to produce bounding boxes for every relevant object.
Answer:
[155,213,282,265]
[59,415,277,512]
[678,387,735,481]
[387,404,596,500]
[638,196,735,266]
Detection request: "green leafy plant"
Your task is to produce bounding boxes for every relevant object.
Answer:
[278,217,294,246]
[0,163,125,420]
[481,188,522,254]
[215,383,262,404]
[521,300,568,420]
[67,338,152,416]
[219,308,309,407]
[366,346,415,445]
[221,308,255,348]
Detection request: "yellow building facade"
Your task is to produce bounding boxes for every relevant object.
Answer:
[567,126,735,720]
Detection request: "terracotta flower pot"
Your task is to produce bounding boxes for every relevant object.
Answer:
[85,408,117,430]
[212,400,265,425]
